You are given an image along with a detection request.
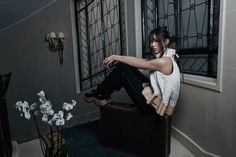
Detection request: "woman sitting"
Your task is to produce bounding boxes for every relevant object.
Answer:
[84,27,180,116]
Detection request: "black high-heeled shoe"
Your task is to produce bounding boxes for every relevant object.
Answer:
[84,84,112,106]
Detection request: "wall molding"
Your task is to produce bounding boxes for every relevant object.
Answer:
[171,126,221,157]
[0,0,57,32]
[69,0,81,94]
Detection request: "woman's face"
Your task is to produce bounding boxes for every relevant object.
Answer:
[150,34,162,54]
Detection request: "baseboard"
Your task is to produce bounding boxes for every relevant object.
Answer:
[171,126,221,157]
[12,141,19,157]
[77,110,100,124]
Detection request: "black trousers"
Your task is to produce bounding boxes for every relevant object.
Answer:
[100,63,155,113]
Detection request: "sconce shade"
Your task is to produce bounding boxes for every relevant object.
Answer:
[58,32,65,38]
[46,32,65,65]
[49,32,56,38]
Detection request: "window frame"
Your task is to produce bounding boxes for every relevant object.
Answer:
[71,0,225,93]
[137,0,225,92]
[70,0,81,94]
[70,0,127,93]
[181,0,225,92]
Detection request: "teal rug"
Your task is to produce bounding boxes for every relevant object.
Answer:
[63,120,135,157]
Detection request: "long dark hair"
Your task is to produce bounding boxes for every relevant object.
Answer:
[149,27,184,81]
[149,27,170,58]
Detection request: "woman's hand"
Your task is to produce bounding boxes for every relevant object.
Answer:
[157,103,167,116]
[102,55,118,69]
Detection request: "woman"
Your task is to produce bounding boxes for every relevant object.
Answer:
[84,27,180,116]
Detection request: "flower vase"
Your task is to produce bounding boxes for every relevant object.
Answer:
[39,132,70,157]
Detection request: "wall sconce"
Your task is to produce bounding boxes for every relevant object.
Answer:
[46,32,65,65]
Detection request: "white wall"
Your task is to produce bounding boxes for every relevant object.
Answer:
[0,0,132,142]
[172,1,236,156]
[0,0,102,142]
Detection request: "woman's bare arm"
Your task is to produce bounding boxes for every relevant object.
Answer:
[102,55,172,74]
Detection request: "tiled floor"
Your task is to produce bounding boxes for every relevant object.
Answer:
[18,137,195,157]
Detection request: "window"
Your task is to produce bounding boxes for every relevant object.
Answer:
[74,0,126,91]
[141,0,220,78]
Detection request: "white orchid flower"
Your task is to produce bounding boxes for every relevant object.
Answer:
[37,91,46,103]
[58,111,64,118]
[40,101,52,115]
[48,109,54,115]
[51,111,63,122]
[66,113,73,121]
[55,118,65,126]
[15,91,77,128]
[52,113,59,122]
[22,107,27,115]
[29,103,37,111]
[16,101,22,106]
[21,102,29,115]
[71,100,76,106]
[37,91,45,97]
[62,100,76,111]
[40,104,47,114]
[15,101,23,111]
[52,111,65,126]
[22,101,29,109]
[15,101,38,120]
[23,110,31,120]
[39,97,46,104]
[42,114,49,122]
[62,103,73,111]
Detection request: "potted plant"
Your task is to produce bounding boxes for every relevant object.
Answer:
[15,91,76,157]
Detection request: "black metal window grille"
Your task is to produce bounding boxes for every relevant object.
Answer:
[74,0,126,91]
[141,0,220,78]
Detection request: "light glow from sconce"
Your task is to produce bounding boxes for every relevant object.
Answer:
[46,32,65,65]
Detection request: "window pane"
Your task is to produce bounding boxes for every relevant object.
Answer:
[75,0,126,91]
[141,0,220,78]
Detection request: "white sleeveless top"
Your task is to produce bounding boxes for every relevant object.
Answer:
[149,48,180,107]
